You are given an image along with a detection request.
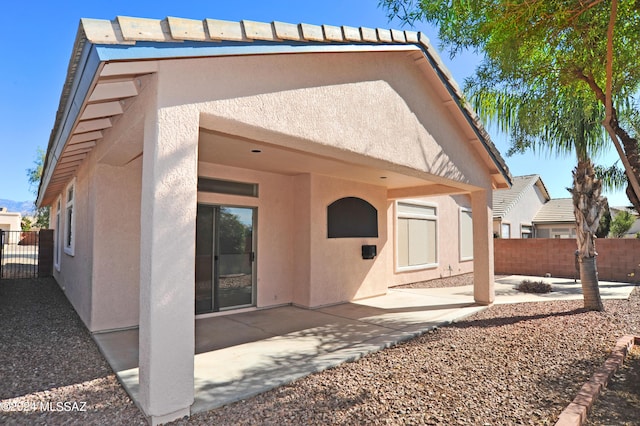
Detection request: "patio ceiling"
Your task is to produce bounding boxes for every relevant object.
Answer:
[198,129,467,197]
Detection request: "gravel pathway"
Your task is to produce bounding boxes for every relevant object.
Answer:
[1,276,638,425]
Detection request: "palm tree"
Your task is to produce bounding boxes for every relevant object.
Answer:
[564,95,607,311]
[570,160,605,311]
[473,87,607,310]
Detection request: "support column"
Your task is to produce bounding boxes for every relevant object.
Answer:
[139,97,198,424]
[471,189,494,305]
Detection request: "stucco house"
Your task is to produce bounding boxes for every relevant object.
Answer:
[492,174,549,238]
[37,16,511,424]
[0,207,22,244]
[492,175,581,239]
[532,198,577,238]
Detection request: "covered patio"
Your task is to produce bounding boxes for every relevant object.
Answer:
[93,287,486,414]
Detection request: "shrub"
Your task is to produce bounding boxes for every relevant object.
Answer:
[516,280,552,294]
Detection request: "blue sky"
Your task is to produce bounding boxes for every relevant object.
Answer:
[0,0,629,206]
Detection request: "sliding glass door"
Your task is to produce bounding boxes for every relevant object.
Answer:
[195,204,255,314]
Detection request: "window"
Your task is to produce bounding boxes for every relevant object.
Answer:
[64,180,76,256]
[54,197,62,270]
[521,224,532,239]
[551,227,573,239]
[197,177,258,197]
[397,201,437,270]
[459,208,473,261]
[501,223,511,239]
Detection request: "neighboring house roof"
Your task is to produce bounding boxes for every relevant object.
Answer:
[37,16,511,206]
[533,198,575,224]
[492,174,550,219]
[610,206,636,216]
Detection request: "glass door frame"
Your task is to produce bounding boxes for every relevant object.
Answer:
[195,203,257,315]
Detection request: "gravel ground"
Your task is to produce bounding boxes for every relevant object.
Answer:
[392,273,508,289]
[1,276,639,425]
[586,345,640,425]
[0,277,147,425]
[392,272,476,289]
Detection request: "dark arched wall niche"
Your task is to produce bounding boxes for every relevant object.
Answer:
[327,197,378,238]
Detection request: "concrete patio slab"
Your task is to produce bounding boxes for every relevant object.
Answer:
[92,275,637,417]
[391,275,636,305]
[93,288,484,415]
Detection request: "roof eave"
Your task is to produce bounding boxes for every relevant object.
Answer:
[38,17,512,206]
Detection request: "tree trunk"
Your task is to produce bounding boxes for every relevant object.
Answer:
[616,127,640,213]
[571,159,606,311]
[579,257,603,311]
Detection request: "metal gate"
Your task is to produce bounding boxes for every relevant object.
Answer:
[0,230,52,279]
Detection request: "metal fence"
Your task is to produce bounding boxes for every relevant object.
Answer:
[0,231,40,279]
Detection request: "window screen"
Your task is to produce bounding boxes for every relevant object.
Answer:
[397,202,437,268]
[459,209,473,260]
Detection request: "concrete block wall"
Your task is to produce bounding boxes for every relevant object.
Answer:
[494,238,640,283]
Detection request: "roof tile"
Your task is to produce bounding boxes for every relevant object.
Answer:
[272,21,302,41]
[206,19,247,41]
[391,29,406,42]
[404,30,419,43]
[81,18,132,45]
[242,20,277,41]
[299,23,324,41]
[322,24,344,42]
[166,17,207,41]
[376,28,392,42]
[341,25,361,42]
[117,16,170,42]
[360,26,378,42]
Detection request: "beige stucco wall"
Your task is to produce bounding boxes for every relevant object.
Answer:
[49,137,143,333]
[197,165,389,309]
[305,174,388,307]
[90,158,142,331]
[157,52,491,191]
[49,47,498,331]
[51,153,94,329]
[390,194,474,286]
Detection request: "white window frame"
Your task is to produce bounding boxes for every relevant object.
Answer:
[459,207,473,261]
[64,179,76,256]
[395,200,438,272]
[520,224,532,239]
[54,196,62,270]
[501,223,511,239]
